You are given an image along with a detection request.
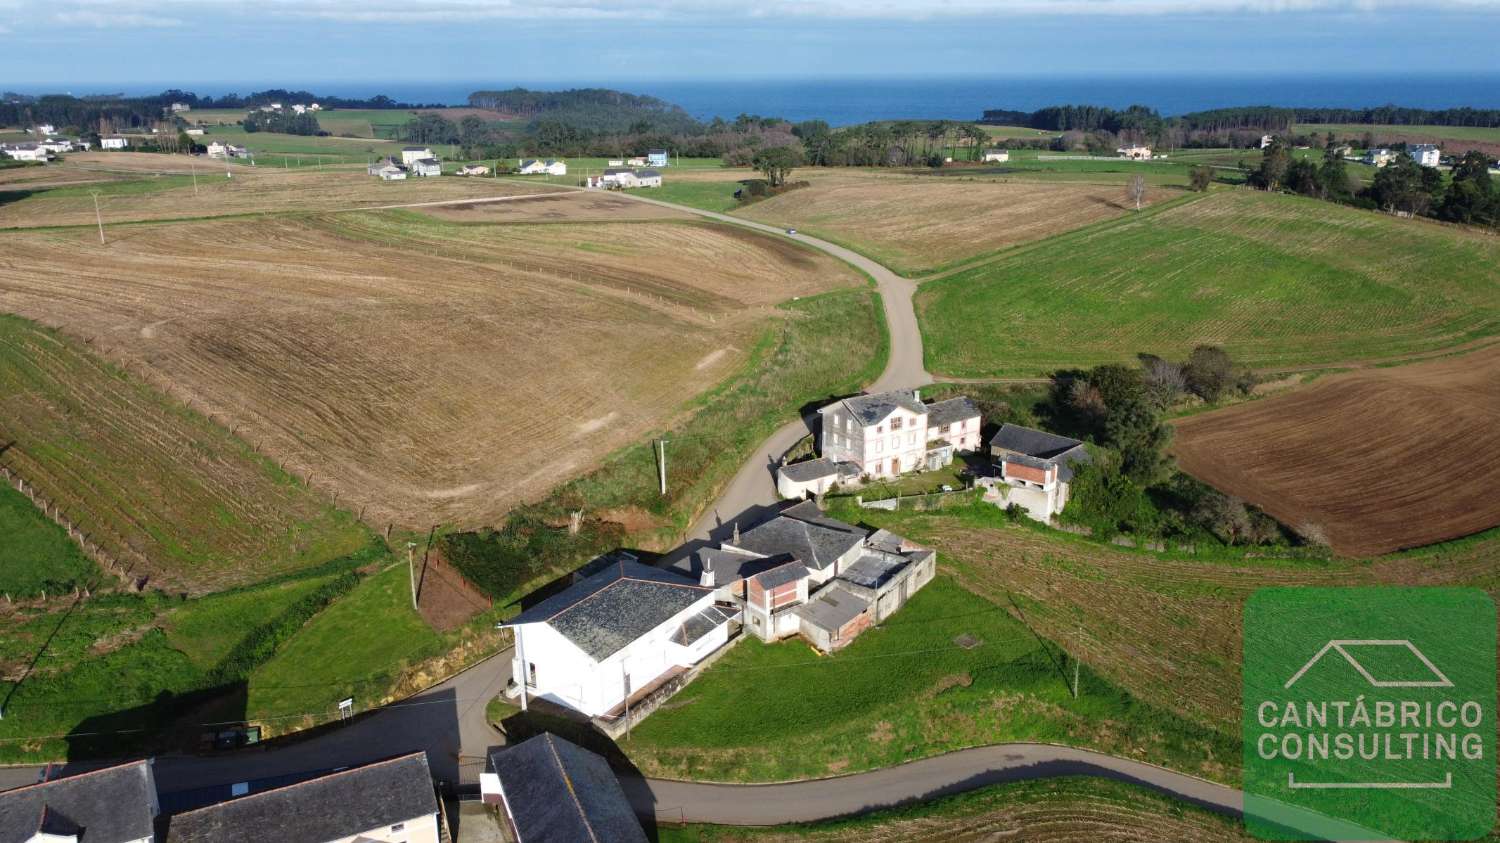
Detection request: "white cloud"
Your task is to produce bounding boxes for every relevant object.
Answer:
[52,9,182,27]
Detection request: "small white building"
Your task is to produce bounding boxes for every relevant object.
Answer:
[3,143,49,161]
[409,157,442,177]
[308,102,322,111]
[457,163,490,176]
[291,104,307,114]
[37,137,72,153]
[986,424,1090,522]
[982,148,1010,162]
[32,123,55,136]
[647,149,669,167]
[101,136,129,150]
[170,102,191,113]
[1260,134,1275,149]
[626,155,647,167]
[1117,145,1152,160]
[206,141,249,159]
[400,146,434,165]
[1364,148,1396,167]
[184,127,205,137]
[607,158,625,166]
[587,167,662,189]
[1410,144,1441,167]
[503,559,730,717]
[518,158,567,176]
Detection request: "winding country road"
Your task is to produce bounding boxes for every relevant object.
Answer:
[0,183,1265,831]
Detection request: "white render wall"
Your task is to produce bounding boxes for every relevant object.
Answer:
[326,812,440,843]
[511,592,722,716]
[820,405,928,479]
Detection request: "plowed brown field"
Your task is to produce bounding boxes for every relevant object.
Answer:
[0,153,560,228]
[1173,346,1500,557]
[0,211,861,530]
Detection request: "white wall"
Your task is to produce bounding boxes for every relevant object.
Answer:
[327,812,440,843]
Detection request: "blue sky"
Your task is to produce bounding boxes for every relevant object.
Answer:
[2,1,1499,94]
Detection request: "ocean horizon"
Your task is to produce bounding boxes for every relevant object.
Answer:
[48,73,1500,126]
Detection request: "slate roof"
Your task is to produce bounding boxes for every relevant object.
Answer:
[779,499,865,535]
[730,514,863,571]
[414,157,440,166]
[781,457,838,482]
[603,167,632,175]
[838,550,910,590]
[0,760,157,843]
[489,734,647,843]
[636,168,661,178]
[402,145,430,151]
[824,390,926,427]
[672,604,733,647]
[748,559,809,590]
[989,424,1085,460]
[794,585,870,633]
[925,396,980,429]
[505,560,710,661]
[164,753,437,843]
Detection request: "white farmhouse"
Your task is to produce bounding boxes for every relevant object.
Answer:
[1410,144,1441,167]
[503,559,731,717]
[170,102,191,113]
[2,143,48,162]
[101,136,129,150]
[1117,145,1152,160]
[409,157,442,177]
[206,141,249,159]
[982,148,1010,162]
[32,123,55,136]
[1364,148,1395,167]
[38,137,73,153]
[813,390,982,482]
[400,146,434,165]
[517,158,567,176]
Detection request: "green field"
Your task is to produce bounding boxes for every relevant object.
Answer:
[657,777,1250,842]
[194,125,454,166]
[1297,123,1500,145]
[917,189,1500,378]
[0,484,97,598]
[626,575,1230,783]
[651,179,748,212]
[978,124,1060,140]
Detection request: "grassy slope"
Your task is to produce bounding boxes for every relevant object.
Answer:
[657,777,1250,842]
[0,314,373,593]
[246,562,449,727]
[917,189,1500,378]
[625,575,1231,783]
[1296,123,1500,144]
[0,484,97,597]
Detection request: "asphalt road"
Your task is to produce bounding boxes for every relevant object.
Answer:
[0,185,1266,832]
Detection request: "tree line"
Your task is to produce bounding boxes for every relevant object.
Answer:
[981,102,1500,135]
[1249,136,1498,228]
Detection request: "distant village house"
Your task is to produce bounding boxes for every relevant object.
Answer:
[518,158,567,176]
[982,148,1010,162]
[986,424,1090,522]
[1116,145,1152,160]
[101,136,129,150]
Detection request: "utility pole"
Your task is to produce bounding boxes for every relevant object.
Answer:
[656,438,668,496]
[515,626,528,712]
[190,159,198,196]
[406,541,418,611]
[90,191,104,245]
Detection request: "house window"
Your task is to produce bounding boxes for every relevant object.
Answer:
[874,440,883,453]
[528,662,537,688]
[875,425,883,434]
[908,433,916,445]
[891,417,903,431]
[890,437,899,450]
[391,824,405,833]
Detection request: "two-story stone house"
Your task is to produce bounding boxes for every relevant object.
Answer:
[815,390,982,481]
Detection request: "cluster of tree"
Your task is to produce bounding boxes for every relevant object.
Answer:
[168,88,436,110]
[242,110,321,135]
[1045,348,1286,546]
[1250,137,1499,228]
[1288,105,1500,128]
[796,120,990,167]
[467,87,700,136]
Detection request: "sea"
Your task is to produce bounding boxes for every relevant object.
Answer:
[109,74,1500,126]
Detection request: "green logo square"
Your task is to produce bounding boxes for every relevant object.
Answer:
[1244,588,1495,839]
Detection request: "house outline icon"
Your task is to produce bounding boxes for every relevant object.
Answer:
[1283,639,1453,689]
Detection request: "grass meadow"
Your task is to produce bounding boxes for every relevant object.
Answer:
[627,574,1233,782]
[917,189,1500,377]
[1296,123,1500,145]
[0,485,98,598]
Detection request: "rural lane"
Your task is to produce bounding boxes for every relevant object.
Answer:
[0,185,1271,832]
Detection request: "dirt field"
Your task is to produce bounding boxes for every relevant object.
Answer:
[0,315,371,593]
[0,153,561,228]
[731,169,1152,273]
[416,190,688,223]
[1173,346,1500,556]
[0,210,862,530]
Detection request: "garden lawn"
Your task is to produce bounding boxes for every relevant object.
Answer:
[0,484,97,597]
[917,189,1500,378]
[625,575,1232,783]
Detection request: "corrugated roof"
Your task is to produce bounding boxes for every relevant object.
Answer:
[488,734,647,843]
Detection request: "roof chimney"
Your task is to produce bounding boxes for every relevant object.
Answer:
[913,388,921,403]
[700,555,715,588]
